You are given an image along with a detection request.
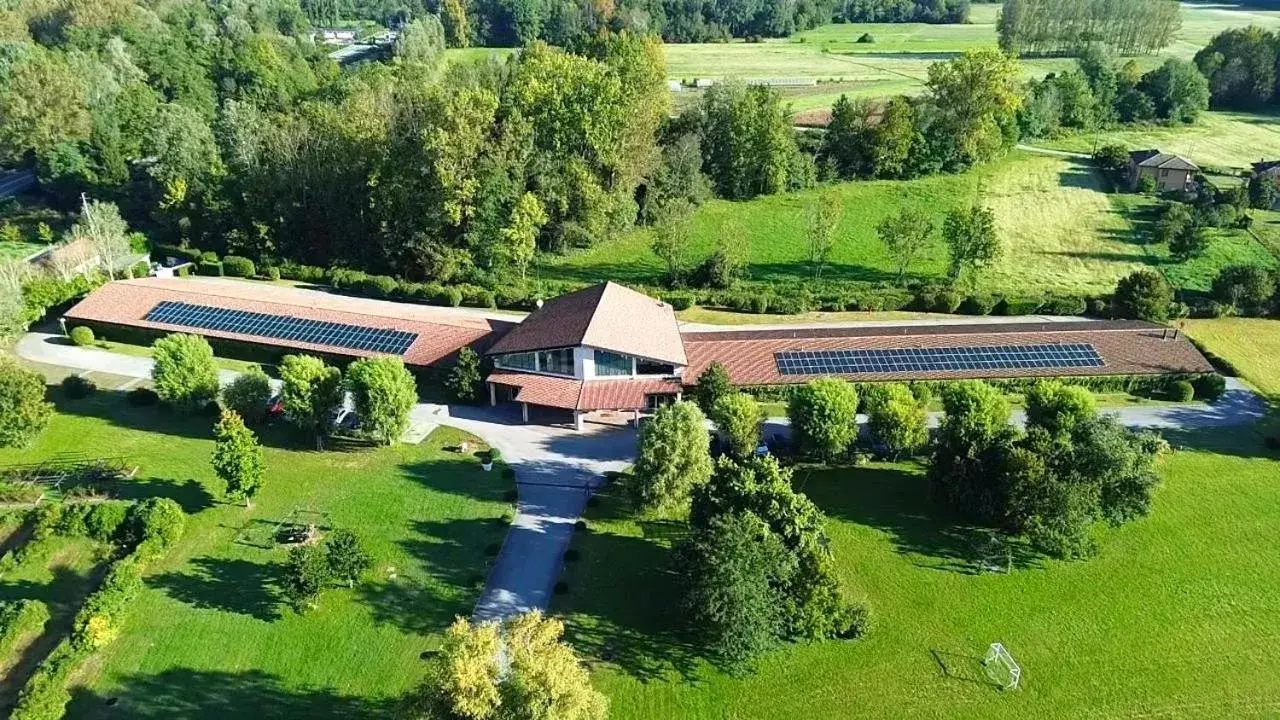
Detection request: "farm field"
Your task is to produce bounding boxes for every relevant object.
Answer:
[1035,111,1280,170]
[1184,317,1280,398]
[554,425,1280,719]
[544,150,1272,297]
[0,391,512,718]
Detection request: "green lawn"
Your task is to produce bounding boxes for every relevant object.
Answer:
[1035,111,1280,170]
[554,427,1280,719]
[0,389,512,717]
[1184,317,1280,398]
[0,241,45,261]
[546,151,1270,297]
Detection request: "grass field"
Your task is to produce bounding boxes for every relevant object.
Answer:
[0,240,45,261]
[1036,111,1280,170]
[0,390,512,717]
[545,151,1272,297]
[554,426,1280,719]
[1184,317,1280,398]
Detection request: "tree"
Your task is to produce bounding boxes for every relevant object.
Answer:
[0,360,52,449]
[1169,220,1211,261]
[447,347,484,404]
[1213,264,1276,314]
[696,81,799,199]
[925,49,1022,167]
[871,96,917,178]
[694,362,734,414]
[73,199,131,279]
[346,356,417,445]
[279,355,344,449]
[394,16,446,67]
[876,208,934,286]
[325,529,373,587]
[677,511,790,672]
[943,204,999,285]
[442,0,471,47]
[1249,172,1279,210]
[632,400,713,513]
[1024,381,1097,436]
[805,189,841,281]
[497,192,547,282]
[1194,26,1277,109]
[698,220,748,289]
[864,383,928,459]
[0,46,91,164]
[282,543,331,611]
[928,380,1016,523]
[221,368,272,424]
[819,95,874,179]
[712,392,763,458]
[651,198,695,287]
[151,334,220,412]
[211,409,265,508]
[647,133,711,221]
[1113,270,1174,322]
[1139,59,1211,123]
[996,0,1180,56]
[1093,144,1131,190]
[788,378,859,460]
[1151,202,1195,245]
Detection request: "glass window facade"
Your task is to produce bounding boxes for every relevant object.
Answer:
[594,350,632,377]
[537,348,575,376]
[496,352,536,371]
[636,359,676,376]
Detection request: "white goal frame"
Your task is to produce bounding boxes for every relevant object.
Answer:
[982,642,1022,690]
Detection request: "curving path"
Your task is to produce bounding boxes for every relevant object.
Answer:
[12,331,1270,623]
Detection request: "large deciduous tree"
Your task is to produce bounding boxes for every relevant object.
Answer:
[925,49,1022,168]
[943,204,999,285]
[788,378,859,461]
[695,81,800,200]
[632,400,713,513]
[346,356,417,445]
[279,355,344,449]
[151,333,220,412]
[0,360,52,449]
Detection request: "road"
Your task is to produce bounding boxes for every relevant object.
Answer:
[12,330,1270,623]
[0,170,37,199]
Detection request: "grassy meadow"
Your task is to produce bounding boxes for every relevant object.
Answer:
[0,390,512,718]
[543,150,1277,298]
[1037,111,1280,170]
[1184,317,1280,398]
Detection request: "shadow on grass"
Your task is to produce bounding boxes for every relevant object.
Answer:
[798,464,1042,574]
[930,648,999,688]
[147,557,282,622]
[65,668,400,720]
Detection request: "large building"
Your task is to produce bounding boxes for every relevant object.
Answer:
[64,278,1216,428]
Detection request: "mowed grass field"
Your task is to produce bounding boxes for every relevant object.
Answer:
[0,390,511,718]
[555,429,1280,719]
[1037,111,1280,170]
[1184,317,1280,398]
[544,150,1276,297]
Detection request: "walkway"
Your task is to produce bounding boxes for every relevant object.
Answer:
[11,332,1271,624]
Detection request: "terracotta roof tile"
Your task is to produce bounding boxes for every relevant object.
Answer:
[487,371,682,411]
[487,371,583,410]
[64,278,513,367]
[487,282,687,366]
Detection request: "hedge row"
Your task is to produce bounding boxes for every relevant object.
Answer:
[740,373,1225,407]
[11,498,186,720]
[0,600,50,658]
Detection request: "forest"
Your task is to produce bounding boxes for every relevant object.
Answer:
[997,0,1181,56]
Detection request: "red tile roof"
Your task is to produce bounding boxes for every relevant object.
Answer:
[487,370,681,411]
[681,321,1213,386]
[64,278,514,367]
[487,282,687,366]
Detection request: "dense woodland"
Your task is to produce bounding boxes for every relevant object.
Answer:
[1195,25,1280,110]
[839,0,970,24]
[997,0,1181,56]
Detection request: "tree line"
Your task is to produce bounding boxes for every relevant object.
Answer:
[997,0,1181,56]
[1195,25,1280,110]
[839,0,969,24]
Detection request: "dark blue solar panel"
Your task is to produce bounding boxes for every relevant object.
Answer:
[774,343,1104,376]
[144,301,418,356]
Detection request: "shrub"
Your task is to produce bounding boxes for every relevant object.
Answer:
[959,294,997,315]
[68,325,94,346]
[995,296,1042,316]
[83,503,129,542]
[127,387,159,406]
[325,528,373,587]
[153,244,203,265]
[1113,270,1174,322]
[788,378,859,460]
[346,356,417,445]
[0,361,53,449]
[264,266,281,281]
[151,334,220,412]
[283,543,331,611]
[60,375,96,399]
[0,600,50,656]
[1212,264,1275,315]
[856,32,875,43]
[221,255,255,278]
[749,294,770,314]
[123,497,186,558]
[446,287,464,307]
[221,368,273,424]
[196,260,224,277]
[711,392,764,458]
[1169,380,1195,402]
[667,293,693,311]
[1192,373,1227,401]
[1041,295,1088,315]
[446,347,484,404]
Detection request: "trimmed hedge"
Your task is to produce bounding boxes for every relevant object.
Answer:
[196,260,224,277]
[0,599,49,657]
[151,244,202,265]
[68,326,94,347]
[221,255,255,278]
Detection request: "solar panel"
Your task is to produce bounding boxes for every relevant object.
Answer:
[144,301,418,356]
[774,343,1104,376]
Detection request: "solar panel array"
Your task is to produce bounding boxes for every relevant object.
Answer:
[775,343,1104,376]
[144,301,418,355]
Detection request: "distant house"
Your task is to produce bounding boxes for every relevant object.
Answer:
[313,28,358,44]
[1251,159,1280,208]
[1129,150,1199,193]
[32,237,99,279]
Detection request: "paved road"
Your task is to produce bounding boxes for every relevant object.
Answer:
[13,331,1270,623]
[0,170,36,199]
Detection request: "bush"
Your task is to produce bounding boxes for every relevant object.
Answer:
[1212,264,1275,315]
[856,32,875,43]
[60,375,96,399]
[153,244,203,265]
[1192,373,1227,401]
[127,387,159,406]
[446,287,463,307]
[151,334,220,412]
[221,255,255,278]
[1113,270,1174,322]
[68,325,94,346]
[123,497,186,558]
[788,378,859,460]
[221,368,273,424]
[667,293,693,311]
[0,361,53,449]
[83,503,129,542]
[1169,380,1195,402]
[959,294,997,315]
[1041,295,1088,315]
[749,294,770,314]
[0,600,50,656]
[995,296,1042,316]
[196,260,224,277]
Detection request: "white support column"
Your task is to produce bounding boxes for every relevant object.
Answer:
[574,412,584,432]
[488,382,497,407]
[521,402,529,424]
[633,409,640,425]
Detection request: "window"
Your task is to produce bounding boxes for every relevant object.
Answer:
[537,348,575,376]
[636,359,676,376]
[594,350,632,377]
[496,352,536,371]
[646,393,674,411]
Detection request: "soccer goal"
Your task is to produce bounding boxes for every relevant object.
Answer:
[982,643,1022,690]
